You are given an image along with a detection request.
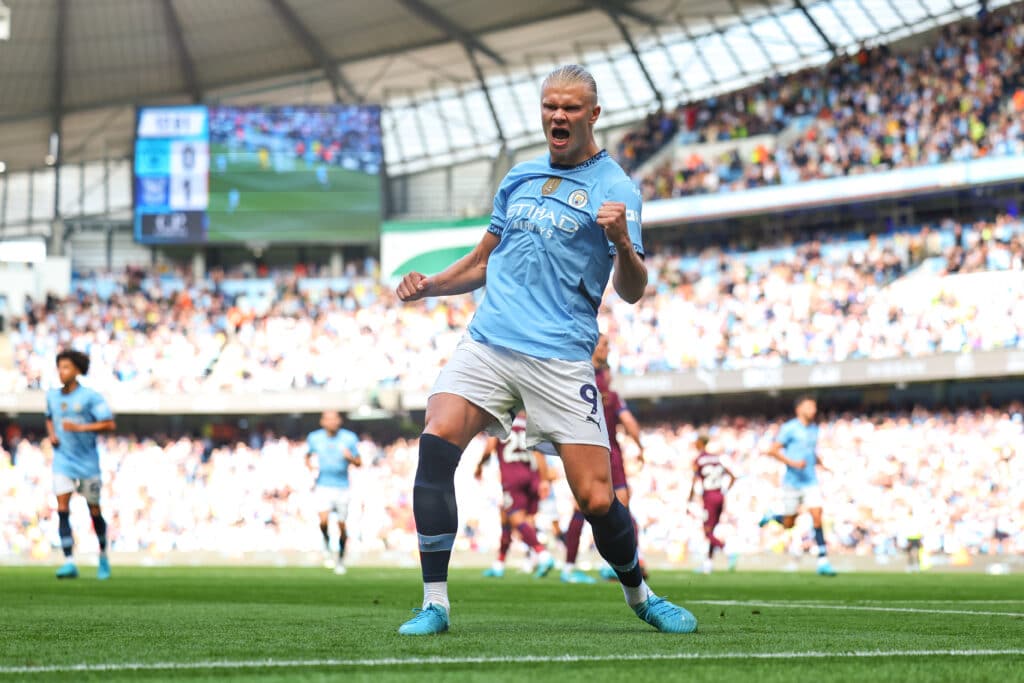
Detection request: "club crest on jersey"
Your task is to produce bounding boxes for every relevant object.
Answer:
[60,402,68,411]
[568,189,588,208]
[541,177,562,195]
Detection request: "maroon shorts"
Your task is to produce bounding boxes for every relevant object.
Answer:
[610,447,628,490]
[703,491,724,531]
[503,473,540,515]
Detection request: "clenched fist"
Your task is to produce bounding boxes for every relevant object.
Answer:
[596,201,629,246]
[396,271,432,302]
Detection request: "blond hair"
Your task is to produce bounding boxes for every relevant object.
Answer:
[541,64,598,106]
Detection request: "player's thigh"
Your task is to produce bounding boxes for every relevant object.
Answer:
[79,477,102,507]
[803,486,824,511]
[807,507,824,526]
[516,355,609,451]
[427,337,521,449]
[333,489,351,522]
[53,474,75,510]
[781,486,802,517]
[314,486,338,515]
[507,509,527,528]
[558,443,614,516]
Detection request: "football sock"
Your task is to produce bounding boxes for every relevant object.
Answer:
[320,523,330,547]
[622,579,654,607]
[772,515,785,525]
[90,513,107,554]
[498,524,512,561]
[565,511,585,564]
[58,511,73,559]
[338,532,347,560]
[423,581,450,611]
[814,527,827,557]
[585,498,643,588]
[413,434,462,583]
[517,522,544,552]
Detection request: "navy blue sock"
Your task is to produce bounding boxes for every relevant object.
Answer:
[772,514,786,525]
[320,523,330,546]
[814,527,827,557]
[58,511,73,559]
[338,533,347,560]
[585,498,643,588]
[90,513,107,553]
[413,434,462,583]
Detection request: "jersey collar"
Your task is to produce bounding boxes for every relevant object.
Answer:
[548,149,608,171]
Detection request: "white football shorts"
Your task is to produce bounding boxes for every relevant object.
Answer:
[781,484,823,516]
[53,473,102,506]
[430,335,610,450]
[314,485,351,520]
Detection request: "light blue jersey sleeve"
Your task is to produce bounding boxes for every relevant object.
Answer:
[487,175,513,237]
[775,420,794,448]
[341,429,360,459]
[604,179,644,257]
[87,390,114,422]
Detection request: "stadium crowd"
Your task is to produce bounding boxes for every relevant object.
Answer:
[1,405,1020,564]
[623,7,1024,200]
[6,215,1023,395]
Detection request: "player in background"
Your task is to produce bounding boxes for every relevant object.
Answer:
[687,433,736,574]
[306,411,361,575]
[561,335,645,583]
[45,351,116,580]
[395,64,697,635]
[474,414,555,578]
[759,395,837,576]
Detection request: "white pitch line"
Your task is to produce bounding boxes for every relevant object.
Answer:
[856,600,1024,605]
[2,649,1023,675]
[694,600,1024,618]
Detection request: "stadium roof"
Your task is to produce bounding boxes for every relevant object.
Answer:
[0,0,1009,176]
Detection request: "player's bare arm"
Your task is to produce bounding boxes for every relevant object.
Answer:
[344,448,362,467]
[474,436,500,480]
[722,465,736,490]
[534,451,551,498]
[396,232,500,302]
[600,201,647,303]
[46,419,60,448]
[61,418,116,434]
[687,461,699,502]
[619,408,644,466]
[767,441,805,469]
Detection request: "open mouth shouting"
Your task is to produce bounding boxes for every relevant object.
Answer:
[550,126,571,149]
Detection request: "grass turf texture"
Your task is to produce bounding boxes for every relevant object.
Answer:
[1,567,1022,682]
[205,143,381,243]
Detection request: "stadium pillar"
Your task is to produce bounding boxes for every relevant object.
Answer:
[49,217,65,258]
[330,248,343,278]
[192,249,206,280]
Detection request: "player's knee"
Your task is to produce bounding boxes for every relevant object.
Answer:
[577,487,613,517]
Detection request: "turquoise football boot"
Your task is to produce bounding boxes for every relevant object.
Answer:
[97,555,111,580]
[398,604,450,636]
[56,561,79,579]
[632,595,698,634]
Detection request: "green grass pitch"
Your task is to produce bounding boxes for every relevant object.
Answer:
[1,567,1022,682]
[205,143,381,243]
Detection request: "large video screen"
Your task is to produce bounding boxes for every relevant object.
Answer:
[133,105,382,244]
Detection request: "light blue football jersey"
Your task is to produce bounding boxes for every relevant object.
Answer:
[468,150,644,361]
[776,418,819,489]
[307,428,359,489]
[45,385,113,479]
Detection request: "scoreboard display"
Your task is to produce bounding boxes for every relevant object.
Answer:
[134,107,210,242]
[133,105,383,245]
